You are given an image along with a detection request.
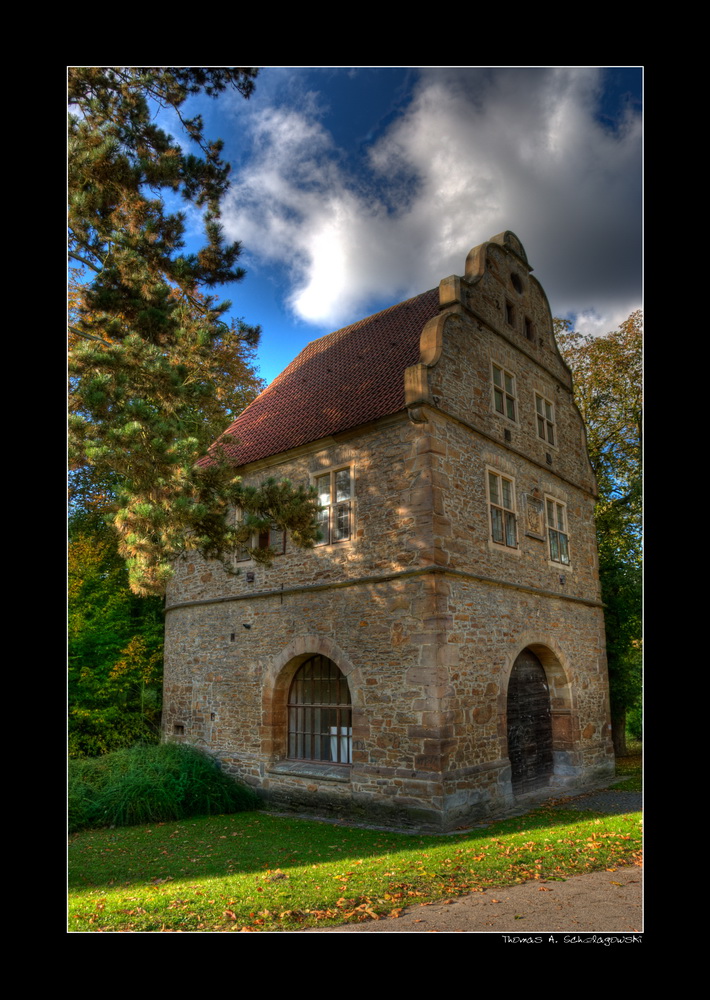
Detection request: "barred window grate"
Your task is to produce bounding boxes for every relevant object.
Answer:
[288,655,352,764]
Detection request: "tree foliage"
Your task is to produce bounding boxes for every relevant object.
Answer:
[556,312,642,752]
[69,68,320,596]
[68,509,165,757]
[556,312,642,555]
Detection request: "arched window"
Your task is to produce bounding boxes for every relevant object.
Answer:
[288,655,352,764]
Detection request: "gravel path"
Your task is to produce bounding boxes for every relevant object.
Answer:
[551,788,642,815]
[305,863,642,933]
[303,783,643,934]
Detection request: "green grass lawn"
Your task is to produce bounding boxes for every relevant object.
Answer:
[613,748,642,791]
[68,756,641,932]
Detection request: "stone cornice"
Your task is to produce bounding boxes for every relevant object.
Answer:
[165,563,604,614]
[406,402,597,500]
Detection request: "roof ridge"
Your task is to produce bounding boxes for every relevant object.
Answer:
[303,287,437,347]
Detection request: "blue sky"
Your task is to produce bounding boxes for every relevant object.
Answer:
[170,67,642,387]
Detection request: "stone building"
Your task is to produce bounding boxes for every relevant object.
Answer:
[163,231,614,831]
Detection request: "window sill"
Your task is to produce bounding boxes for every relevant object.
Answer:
[267,760,351,782]
[487,540,522,557]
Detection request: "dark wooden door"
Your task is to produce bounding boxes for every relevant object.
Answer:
[507,649,553,793]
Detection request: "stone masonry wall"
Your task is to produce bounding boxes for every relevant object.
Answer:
[163,234,613,830]
[166,413,433,609]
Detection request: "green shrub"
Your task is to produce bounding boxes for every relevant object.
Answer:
[68,711,159,759]
[68,775,102,831]
[68,742,259,832]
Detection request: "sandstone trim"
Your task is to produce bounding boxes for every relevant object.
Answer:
[164,563,604,614]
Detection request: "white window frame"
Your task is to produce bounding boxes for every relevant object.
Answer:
[535,393,556,446]
[234,509,285,562]
[491,363,517,422]
[487,469,518,549]
[545,495,570,565]
[314,466,354,546]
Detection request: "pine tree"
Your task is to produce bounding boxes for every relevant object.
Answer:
[69,68,320,595]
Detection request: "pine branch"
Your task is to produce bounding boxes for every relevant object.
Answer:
[68,325,114,347]
[68,250,103,275]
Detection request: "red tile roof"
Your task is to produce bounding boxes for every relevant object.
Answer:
[202,288,439,469]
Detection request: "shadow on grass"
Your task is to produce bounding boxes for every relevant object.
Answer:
[68,799,642,893]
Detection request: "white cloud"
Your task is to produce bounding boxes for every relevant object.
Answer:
[221,68,641,332]
[572,304,641,338]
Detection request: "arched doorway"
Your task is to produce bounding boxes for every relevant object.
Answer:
[507,648,553,794]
